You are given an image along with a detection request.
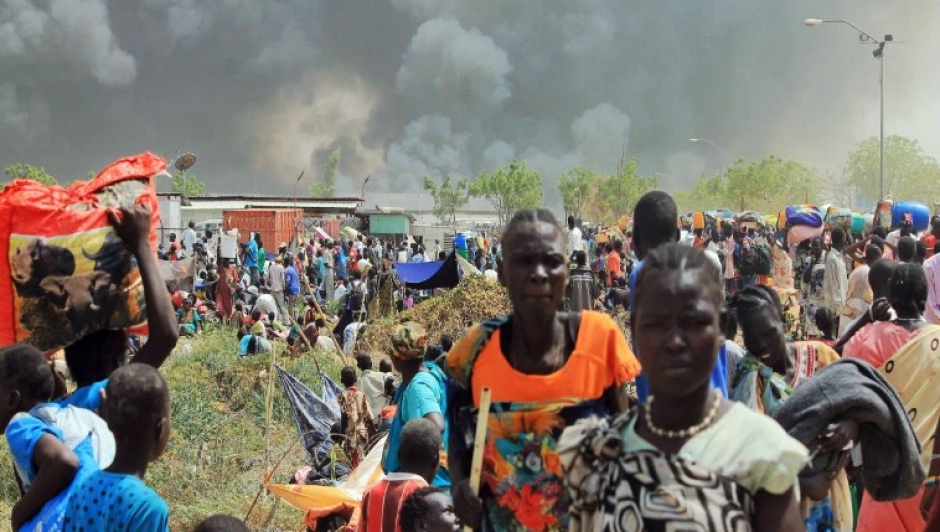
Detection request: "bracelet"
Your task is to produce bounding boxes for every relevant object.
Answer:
[924,476,939,487]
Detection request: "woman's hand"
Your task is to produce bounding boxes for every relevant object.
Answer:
[452,479,483,530]
[816,419,859,453]
[108,205,152,251]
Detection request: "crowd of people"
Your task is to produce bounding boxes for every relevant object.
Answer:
[7,189,940,532]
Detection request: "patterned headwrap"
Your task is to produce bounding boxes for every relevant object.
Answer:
[392,321,428,360]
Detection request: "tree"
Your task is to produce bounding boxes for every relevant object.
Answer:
[845,135,940,205]
[470,160,543,226]
[171,171,207,197]
[308,148,341,197]
[423,174,469,227]
[593,158,657,224]
[674,155,821,214]
[4,163,56,186]
[558,166,596,220]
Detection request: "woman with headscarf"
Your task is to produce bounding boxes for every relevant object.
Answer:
[446,209,640,532]
[728,284,850,531]
[215,258,238,321]
[382,321,451,488]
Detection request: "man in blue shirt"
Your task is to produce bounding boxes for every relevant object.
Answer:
[629,191,731,402]
[245,234,260,286]
[284,256,301,321]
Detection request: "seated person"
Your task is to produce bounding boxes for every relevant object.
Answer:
[178,297,202,337]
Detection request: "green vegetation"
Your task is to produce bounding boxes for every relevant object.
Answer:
[423,174,470,227]
[3,163,57,187]
[470,160,543,226]
[171,170,207,197]
[308,148,341,198]
[0,327,345,531]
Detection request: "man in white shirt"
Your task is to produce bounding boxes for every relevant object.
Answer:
[266,256,287,321]
[566,216,584,260]
[823,228,848,318]
[355,352,392,424]
[333,279,349,307]
[182,221,198,255]
[397,244,409,264]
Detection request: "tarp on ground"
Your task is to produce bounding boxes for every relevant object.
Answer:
[275,365,341,465]
[393,251,460,290]
[268,435,388,529]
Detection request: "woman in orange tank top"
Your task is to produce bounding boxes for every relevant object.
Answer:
[446,209,640,532]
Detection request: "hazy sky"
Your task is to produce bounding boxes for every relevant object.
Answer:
[2,1,937,203]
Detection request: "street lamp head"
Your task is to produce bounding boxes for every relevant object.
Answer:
[804,18,823,27]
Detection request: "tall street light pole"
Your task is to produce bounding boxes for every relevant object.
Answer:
[689,138,725,182]
[804,18,894,202]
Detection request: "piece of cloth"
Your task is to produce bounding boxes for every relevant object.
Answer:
[360,473,428,532]
[841,263,873,334]
[63,471,169,532]
[391,322,428,360]
[823,248,848,317]
[383,362,449,487]
[773,358,924,502]
[729,341,839,415]
[445,311,640,532]
[925,253,940,325]
[338,387,374,467]
[358,370,392,424]
[558,405,807,532]
[215,266,237,319]
[856,324,940,532]
[843,321,913,368]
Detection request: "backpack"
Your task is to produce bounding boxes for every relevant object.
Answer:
[347,281,364,312]
[754,244,772,276]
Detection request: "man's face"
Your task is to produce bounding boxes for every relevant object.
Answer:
[418,492,460,532]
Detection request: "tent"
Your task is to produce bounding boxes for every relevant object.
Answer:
[393,251,460,290]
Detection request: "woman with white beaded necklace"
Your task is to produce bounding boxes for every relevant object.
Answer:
[560,244,808,532]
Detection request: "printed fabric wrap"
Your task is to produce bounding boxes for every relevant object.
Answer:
[446,312,639,532]
[558,413,755,532]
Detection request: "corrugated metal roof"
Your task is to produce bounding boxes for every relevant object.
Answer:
[363,192,496,213]
[179,197,360,211]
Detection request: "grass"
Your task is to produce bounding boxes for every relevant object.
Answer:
[0,326,346,532]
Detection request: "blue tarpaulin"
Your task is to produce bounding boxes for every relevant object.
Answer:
[393,251,460,290]
[275,365,341,465]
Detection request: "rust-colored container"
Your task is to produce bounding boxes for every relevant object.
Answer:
[223,209,302,249]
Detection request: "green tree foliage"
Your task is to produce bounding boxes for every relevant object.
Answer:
[592,159,658,224]
[423,174,469,226]
[308,148,341,197]
[845,135,940,204]
[558,166,597,220]
[171,171,207,197]
[675,155,820,214]
[470,160,543,226]
[3,163,57,186]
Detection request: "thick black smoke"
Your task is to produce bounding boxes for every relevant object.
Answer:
[1,0,937,202]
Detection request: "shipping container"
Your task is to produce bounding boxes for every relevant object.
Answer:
[222,209,302,250]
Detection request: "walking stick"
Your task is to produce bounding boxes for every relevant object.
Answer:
[464,387,492,532]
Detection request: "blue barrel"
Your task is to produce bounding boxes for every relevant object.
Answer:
[851,213,865,234]
[891,201,930,232]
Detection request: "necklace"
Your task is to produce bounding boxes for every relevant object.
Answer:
[644,390,722,439]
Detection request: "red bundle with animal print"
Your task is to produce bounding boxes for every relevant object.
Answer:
[0,153,164,351]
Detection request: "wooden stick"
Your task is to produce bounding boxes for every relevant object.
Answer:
[464,387,492,532]
[301,275,349,365]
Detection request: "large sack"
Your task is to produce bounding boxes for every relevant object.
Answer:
[0,153,164,351]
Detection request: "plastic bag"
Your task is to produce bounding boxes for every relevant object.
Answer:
[0,153,164,351]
